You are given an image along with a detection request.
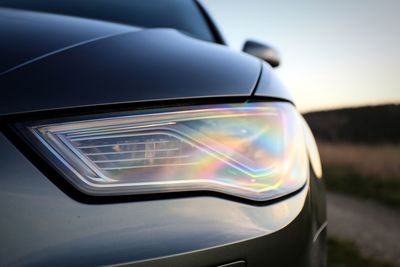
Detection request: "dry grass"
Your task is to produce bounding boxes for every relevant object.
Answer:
[317,142,400,179]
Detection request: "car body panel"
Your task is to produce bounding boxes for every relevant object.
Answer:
[0,8,294,118]
[0,8,135,75]
[254,62,294,103]
[0,132,319,266]
[0,8,262,116]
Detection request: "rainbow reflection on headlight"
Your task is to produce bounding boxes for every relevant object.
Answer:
[28,102,308,201]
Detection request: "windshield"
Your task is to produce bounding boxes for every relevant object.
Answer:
[0,0,216,42]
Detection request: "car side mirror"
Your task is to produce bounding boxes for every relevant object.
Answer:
[242,40,280,67]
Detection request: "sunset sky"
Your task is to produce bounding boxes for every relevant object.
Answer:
[204,0,400,112]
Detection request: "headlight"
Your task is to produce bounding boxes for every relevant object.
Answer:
[24,102,308,201]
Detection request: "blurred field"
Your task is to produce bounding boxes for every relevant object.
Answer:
[328,238,393,267]
[305,105,400,266]
[318,143,400,177]
[318,142,400,207]
[321,143,400,265]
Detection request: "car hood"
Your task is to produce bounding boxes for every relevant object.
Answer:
[0,8,267,116]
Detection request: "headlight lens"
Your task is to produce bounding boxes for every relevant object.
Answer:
[26,102,308,201]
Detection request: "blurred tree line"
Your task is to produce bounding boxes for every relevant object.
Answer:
[303,104,400,144]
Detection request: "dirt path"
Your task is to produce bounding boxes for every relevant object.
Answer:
[328,192,400,266]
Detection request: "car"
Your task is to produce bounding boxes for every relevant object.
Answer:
[0,1,327,266]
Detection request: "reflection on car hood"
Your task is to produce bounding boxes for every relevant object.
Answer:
[0,8,262,115]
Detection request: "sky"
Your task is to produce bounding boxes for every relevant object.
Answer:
[203,0,400,112]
